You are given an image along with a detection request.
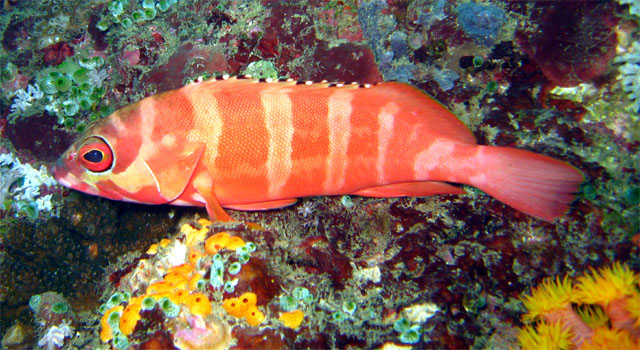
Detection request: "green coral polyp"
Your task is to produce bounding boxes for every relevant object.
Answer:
[64,117,76,128]
[107,310,121,329]
[51,302,69,314]
[245,242,257,253]
[29,294,41,312]
[279,295,298,312]
[144,8,157,20]
[53,76,72,92]
[342,301,357,316]
[57,60,79,75]
[132,10,146,23]
[78,98,92,111]
[399,327,421,344]
[228,261,242,275]
[141,296,156,311]
[159,297,180,318]
[393,317,411,332]
[157,0,172,12]
[63,100,79,116]
[112,334,129,350]
[72,68,89,83]
[292,287,311,302]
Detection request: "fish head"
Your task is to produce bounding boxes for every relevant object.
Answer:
[53,101,205,205]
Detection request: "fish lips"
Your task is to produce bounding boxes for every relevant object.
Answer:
[52,158,123,201]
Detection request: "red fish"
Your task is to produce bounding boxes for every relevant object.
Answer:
[53,76,583,222]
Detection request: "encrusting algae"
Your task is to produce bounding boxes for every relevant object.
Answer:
[518,262,640,350]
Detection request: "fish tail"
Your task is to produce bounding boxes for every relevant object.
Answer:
[470,146,584,222]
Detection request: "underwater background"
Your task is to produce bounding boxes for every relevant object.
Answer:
[0,0,638,349]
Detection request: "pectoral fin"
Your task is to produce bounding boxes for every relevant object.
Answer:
[352,181,465,197]
[144,143,205,202]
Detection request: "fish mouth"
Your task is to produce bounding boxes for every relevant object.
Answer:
[51,160,72,187]
[52,159,95,195]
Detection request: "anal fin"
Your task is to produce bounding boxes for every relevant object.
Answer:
[352,181,465,198]
[223,199,298,211]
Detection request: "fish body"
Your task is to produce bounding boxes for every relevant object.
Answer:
[53,77,583,221]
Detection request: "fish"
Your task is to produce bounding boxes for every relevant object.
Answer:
[53,76,583,222]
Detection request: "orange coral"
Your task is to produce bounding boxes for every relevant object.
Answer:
[279,309,304,329]
[189,249,203,266]
[223,292,257,318]
[205,232,230,254]
[245,305,265,326]
[100,305,123,342]
[164,272,189,290]
[120,302,142,335]
[226,236,246,250]
[187,292,212,317]
[147,281,175,295]
[167,264,193,277]
[173,289,191,305]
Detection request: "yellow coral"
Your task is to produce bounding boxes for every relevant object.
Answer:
[187,292,212,317]
[159,238,171,248]
[226,236,246,250]
[180,223,195,234]
[573,262,639,306]
[625,291,640,327]
[245,305,265,326]
[580,327,639,350]
[100,305,123,342]
[574,305,609,328]
[279,309,304,329]
[522,275,573,322]
[146,243,158,255]
[197,218,213,227]
[185,226,208,248]
[119,302,141,336]
[517,321,573,350]
[205,232,230,254]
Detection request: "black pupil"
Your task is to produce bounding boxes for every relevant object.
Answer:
[83,150,103,163]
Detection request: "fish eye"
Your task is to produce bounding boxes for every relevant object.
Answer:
[78,137,113,172]
[83,149,103,163]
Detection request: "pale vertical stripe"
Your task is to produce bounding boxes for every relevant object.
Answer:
[323,92,352,192]
[137,97,159,161]
[262,91,294,197]
[376,102,398,184]
[188,90,223,162]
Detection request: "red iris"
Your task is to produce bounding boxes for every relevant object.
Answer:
[78,138,113,172]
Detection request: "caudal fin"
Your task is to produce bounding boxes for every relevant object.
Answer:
[471,146,583,222]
